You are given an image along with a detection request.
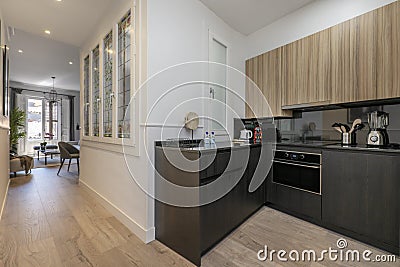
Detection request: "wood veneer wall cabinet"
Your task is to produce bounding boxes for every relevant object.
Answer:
[377,1,400,99]
[331,10,378,103]
[245,48,291,118]
[262,48,292,117]
[245,56,261,118]
[247,1,399,113]
[282,29,331,107]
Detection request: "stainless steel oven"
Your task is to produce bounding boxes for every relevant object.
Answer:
[272,150,321,195]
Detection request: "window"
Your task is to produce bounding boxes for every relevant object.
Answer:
[92,46,100,137]
[83,55,90,136]
[27,99,43,140]
[103,31,113,138]
[117,10,132,139]
[27,98,59,140]
[44,101,58,139]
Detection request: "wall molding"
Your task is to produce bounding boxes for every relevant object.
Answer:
[140,123,205,128]
[79,179,154,243]
[0,179,10,220]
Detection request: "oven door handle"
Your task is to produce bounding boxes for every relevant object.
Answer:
[273,160,321,169]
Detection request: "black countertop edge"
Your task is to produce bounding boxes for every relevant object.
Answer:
[277,143,400,154]
[155,141,263,153]
[155,140,400,154]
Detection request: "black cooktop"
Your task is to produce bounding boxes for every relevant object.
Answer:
[277,140,340,148]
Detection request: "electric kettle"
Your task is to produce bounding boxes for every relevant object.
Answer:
[240,129,253,140]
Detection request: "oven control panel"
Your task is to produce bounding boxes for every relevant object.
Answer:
[275,150,321,165]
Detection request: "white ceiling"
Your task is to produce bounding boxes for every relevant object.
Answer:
[200,0,315,35]
[0,0,126,47]
[8,29,80,90]
[0,0,315,90]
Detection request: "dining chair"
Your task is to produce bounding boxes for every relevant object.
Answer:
[57,142,80,175]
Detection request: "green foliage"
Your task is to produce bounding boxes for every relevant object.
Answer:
[10,107,26,150]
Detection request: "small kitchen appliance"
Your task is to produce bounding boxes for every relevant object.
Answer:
[253,123,262,143]
[367,111,390,147]
[240,129,253,141]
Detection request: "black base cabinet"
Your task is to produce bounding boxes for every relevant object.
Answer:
[265,160,321,221]
[155,144,266,266]
[322,150,400,255]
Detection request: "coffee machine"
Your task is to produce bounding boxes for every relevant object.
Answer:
[367,111,390,147]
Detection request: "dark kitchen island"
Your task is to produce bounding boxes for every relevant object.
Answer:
[154,140,273,266]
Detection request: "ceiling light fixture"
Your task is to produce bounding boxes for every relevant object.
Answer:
[45,30,51,35]
[69,61,73,65]
[44,77,60,103]
[18,49,23,53]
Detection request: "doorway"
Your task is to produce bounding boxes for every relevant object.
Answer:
[208,33,228,133]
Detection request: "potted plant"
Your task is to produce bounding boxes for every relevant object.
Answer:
[10,107,27,153]
[40,141,47,151]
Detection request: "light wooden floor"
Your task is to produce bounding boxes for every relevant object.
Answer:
[0,166,398,267]
[0,166,193,267]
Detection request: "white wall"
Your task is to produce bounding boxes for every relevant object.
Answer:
[145,0,247,234]
[246,0,397,59]
[0,6,10,220]
[79,0,155,242]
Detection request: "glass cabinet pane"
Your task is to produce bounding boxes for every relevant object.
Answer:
[103,31,113,138]
[83,55,90,136]
[92,45,100,137]
[117,10,132,139]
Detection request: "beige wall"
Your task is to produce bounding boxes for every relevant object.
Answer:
[0,7,10,219]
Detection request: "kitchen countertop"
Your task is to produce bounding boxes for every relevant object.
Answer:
[156,140,400,154]
[276,141,400,154]
[276,140,339,148]
[323,144,400,154]
[156,141,262,153]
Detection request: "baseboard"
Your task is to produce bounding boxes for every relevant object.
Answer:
[0,179,10,220]
[79,179,154,243]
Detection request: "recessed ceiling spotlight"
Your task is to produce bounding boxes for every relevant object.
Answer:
[56,0,62,2]
[18,49,23,53]
[45,30,51,35]
[69,61,73,65]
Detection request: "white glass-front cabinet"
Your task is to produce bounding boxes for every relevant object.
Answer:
[82,9,136,146]
[83,55,90,137]
[103,31,114,138]
[92,45,100,137]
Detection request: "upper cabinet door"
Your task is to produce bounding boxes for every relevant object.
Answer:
[350,10,378,102]
[377,1,400,99]
[245,55,263,118]
[245,49,291,118]
[331,10,378,103]
[262,48,291,117]
[330,21,351,104]
[282,29,331,107]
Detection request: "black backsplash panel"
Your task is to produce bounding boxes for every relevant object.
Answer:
[275,103,400,145]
